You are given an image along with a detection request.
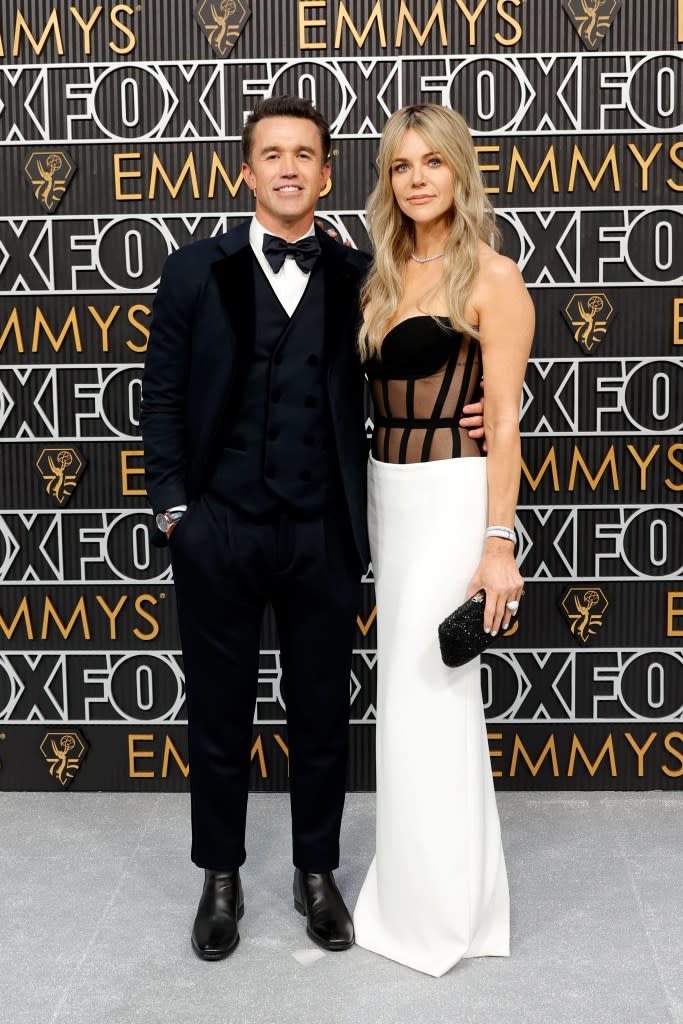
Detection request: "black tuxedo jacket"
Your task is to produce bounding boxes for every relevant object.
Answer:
[141,220,372,567]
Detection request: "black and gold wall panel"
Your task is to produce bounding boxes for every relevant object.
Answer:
[1,0,681,791]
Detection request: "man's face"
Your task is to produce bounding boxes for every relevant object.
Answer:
[242,116,331,233]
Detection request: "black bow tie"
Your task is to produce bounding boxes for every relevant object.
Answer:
[262,233,321,274]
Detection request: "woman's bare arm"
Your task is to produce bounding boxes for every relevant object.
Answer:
[466,251,535,635]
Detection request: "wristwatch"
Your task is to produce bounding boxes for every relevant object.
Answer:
[155,509,185,534]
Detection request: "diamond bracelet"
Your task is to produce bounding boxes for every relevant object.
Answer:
[485,526,516,543]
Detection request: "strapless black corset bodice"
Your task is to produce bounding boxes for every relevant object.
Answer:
[367,316,458,379]
[365,315,483,464]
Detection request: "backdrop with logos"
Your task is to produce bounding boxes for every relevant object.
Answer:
[0,0,681,792]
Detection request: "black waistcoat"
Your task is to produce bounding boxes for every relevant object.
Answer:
[207,256,338,517]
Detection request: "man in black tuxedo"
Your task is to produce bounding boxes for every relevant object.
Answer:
[142,96,369,960]
[142,96,483,961]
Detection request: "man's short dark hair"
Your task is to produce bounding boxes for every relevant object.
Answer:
[242,96,331,166]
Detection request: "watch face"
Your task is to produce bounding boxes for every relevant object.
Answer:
[155,512,169,532]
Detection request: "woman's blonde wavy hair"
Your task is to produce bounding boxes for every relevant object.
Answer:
[358,104,500,361]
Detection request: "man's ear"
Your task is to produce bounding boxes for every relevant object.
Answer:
[318,161,332,197]
[242,161,256,190]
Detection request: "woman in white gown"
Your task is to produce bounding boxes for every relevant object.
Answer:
[353,105,534,977]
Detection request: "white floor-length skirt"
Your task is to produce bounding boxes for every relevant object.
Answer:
[354,454,510,977]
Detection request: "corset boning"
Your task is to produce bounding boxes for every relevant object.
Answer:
[365,315,484,464]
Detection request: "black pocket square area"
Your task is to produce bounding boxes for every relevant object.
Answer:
[437,591,498,669]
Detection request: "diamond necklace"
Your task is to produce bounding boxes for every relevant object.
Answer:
[410,250,445,264]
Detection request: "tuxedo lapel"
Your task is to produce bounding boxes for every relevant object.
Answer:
[212,223,255,354]
[180,222,256,478]
[318,229,360,369]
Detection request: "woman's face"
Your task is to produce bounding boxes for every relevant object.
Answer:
[389,128,455,227]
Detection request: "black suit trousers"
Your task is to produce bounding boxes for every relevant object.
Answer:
[170,493,361,872]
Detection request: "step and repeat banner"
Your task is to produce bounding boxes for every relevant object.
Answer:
[0,0,682,791]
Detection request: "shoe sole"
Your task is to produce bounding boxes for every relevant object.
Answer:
[191,903,245,961]
[294,897,354,952]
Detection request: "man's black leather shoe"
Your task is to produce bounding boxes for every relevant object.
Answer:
[293,869,354,951]
[191,869,244,961]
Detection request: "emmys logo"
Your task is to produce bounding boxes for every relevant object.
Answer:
[35,447,86,505]
[24,151,76,212]
[562,0,622,50]
[40,731,88,787]
[560,587,609,643]
[195,0,251,57]
[562,292,616,354]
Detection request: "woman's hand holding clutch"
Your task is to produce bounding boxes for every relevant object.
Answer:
[466,543,524,636]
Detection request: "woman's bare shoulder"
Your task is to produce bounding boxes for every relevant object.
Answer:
[476,243,525,289]
[471,243,534,334]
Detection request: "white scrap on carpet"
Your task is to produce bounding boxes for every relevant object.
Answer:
[292,948,326,966]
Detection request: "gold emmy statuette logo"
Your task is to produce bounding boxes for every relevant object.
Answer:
[40,731,88,787]
[560,586,609,643]
[562,0,622,50]
[562,292,615,354]
[24,151,76,212]
[195,0,251,57]
[35,447,86,505]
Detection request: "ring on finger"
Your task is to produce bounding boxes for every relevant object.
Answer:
[506,599,519,611]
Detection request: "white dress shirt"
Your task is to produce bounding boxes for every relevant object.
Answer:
[166,217,317,516]
[249,216,315,318]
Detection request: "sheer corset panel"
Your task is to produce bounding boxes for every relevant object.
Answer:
[366,315,484,464]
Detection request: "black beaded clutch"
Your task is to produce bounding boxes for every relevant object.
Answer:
[437,590,495,668]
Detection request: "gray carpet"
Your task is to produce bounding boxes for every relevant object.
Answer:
[0,792,680,1024]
